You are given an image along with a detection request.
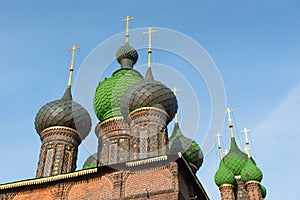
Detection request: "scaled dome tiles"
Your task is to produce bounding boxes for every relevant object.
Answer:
[94,69,143,121]
[35,88,92,139]
[120,80,178,123]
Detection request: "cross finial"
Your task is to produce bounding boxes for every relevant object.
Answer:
[226,108,235,138]
[242,128,251,158]
[67,44,80,88]
[143,27,158,68]
[172,87,180,124]
[215,132,223,160]
[122,16,134,44]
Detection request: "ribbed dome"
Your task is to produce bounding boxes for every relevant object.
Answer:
[94,69,143,121]
[35,88,92,139]
[169,123,203,171]
[116,44,138,67]
[120,80,178,123]
[260,184,267,198]
[83,153,97,169]
[241,158,263,183]
[223,138,248,176]
[214,161,236,187]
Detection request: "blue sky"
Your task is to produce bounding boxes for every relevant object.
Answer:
[0,1,300,199]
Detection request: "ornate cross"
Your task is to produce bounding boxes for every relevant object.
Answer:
[225,108,235,137]
[242,128,251,157]
[67,44,80,87]
[143,27,158,68]
[215,132,223,160]
[122,16,134,43]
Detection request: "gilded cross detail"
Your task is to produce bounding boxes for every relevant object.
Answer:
[122,16,134,44]
[67,44,80,87]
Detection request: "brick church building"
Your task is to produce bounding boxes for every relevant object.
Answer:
[0,17,266,200]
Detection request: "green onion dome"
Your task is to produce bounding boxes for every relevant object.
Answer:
[214,160,236,187]
[241,158,263,183]
[83,153,97,169]
[35,88,92,139]
[94,69,144,121]
[94,44,144,121]
[169,123,203,171]
[260,184,267,198]
[120,68,178,123]
[223,138,248,176]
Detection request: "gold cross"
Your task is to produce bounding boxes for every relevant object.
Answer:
[225,108,234,124]
[67,44,80,87]
[143,27,158,67]
[122,16,134,44]
[215,133,223,160]
[242,128,251,158]
[241,128,250,144]
[225,108,235,138]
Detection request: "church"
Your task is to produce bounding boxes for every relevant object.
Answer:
[0,16,266,200]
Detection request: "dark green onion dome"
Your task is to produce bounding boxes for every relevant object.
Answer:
[222,137,248,176]
[169,123,203,171]
[83,153,97,169]
[120,68,178,123]
[35,87,92,139]
[116,44,138,68]
[94,69,144,121]
[241,158,263,183]
[214,160,236,187]
[260,184,267,198]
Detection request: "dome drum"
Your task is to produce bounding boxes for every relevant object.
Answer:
[40,126,82,146]
[128,107,169,126]
[95,116,130,138]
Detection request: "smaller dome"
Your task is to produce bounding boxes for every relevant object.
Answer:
[83,153,97,169]
[214,161,236,187]
[260,184,267,198]
[169,123,203,171]
[35,88,92,139]
[241,158,263,183]
[116,44,138,67]
[120,81,178,123]
[223,138,248,176]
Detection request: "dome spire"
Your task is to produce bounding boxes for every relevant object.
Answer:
[216,132,223,160]
[242,128,251,158]
[226,108,235,138]
[143,27,157,81]
[67,44,80,88]
[122,15,134,44]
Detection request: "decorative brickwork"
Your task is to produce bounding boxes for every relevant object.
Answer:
[245,181,263,200]
[128,107,169,160]
[36,126,82,178]
[96,116,131,165]
[220,184,235,200]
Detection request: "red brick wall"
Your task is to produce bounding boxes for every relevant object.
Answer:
[125,167,173,196]
[13,188,52,200]
[68,176,112,200]
[0,160,208,200]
